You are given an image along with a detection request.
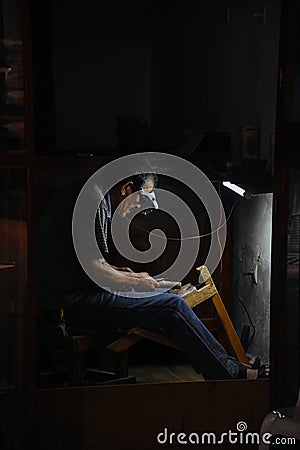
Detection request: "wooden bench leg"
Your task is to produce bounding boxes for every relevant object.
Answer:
[70,347,135,385]
[70,351,87,386]
[114,350,129,378]
[197,265,250,366]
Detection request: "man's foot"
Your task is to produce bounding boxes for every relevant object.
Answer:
[248,356,261,369]
[246,363,270,379]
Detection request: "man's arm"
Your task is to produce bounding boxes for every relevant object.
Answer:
[92,259,159,292]
[109,264,133,272]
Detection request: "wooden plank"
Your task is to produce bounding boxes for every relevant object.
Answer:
[33,379,270,450]
[0,264,15,270]
[131,328,181,350]
[184,283,217,308]
[107,333,143,353]
[211,293,250,365]
[197,266,249,366]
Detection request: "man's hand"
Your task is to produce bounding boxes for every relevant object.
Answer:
[132,275,159,292]
[122,271,160,291]
[92,259,159,292]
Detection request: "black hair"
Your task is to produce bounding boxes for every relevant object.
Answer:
[131,173,157,192]
[113,172,157,192]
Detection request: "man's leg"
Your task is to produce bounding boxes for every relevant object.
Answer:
[65,289,241,380]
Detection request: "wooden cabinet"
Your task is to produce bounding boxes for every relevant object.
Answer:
[0,0,26,154]
[0,1,34,448]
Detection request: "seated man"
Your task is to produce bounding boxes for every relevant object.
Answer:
[37,170,268,380]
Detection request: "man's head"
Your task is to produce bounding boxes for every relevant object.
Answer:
[110,173,158,217]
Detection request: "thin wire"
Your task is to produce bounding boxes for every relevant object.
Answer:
[235,275,256,352]
[127,199,237,242]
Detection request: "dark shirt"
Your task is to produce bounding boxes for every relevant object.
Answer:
[37,183,109,310]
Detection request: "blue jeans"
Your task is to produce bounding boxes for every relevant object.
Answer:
[64,289,241,380]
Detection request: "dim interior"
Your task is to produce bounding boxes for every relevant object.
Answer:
[5,0,300,448]
[0,0,282,387]
[30,0,279,384]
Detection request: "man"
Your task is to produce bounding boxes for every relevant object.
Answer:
[37,171,268,380]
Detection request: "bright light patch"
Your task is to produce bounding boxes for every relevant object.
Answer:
[223,181,245,197]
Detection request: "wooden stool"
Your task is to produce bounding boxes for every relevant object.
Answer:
[38,314,138,387]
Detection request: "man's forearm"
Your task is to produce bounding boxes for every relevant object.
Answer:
[92,259,159,291]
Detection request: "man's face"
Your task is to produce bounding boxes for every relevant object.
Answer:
[142,180,155,193]
[114,179,156,217]
[118,191,141,217]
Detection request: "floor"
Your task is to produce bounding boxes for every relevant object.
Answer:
[129,363,204,384]
[38,338,205,387]
[125,339,205,383]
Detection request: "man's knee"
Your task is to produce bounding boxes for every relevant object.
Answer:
[162,293,187,313]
